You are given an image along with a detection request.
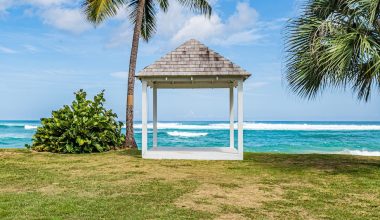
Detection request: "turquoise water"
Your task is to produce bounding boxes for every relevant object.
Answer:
[1,120,380,156]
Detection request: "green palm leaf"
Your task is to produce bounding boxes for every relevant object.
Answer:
[176,0,212,17]
[286,0,380,101]
[128,0,157,41]
[83,0,126,24]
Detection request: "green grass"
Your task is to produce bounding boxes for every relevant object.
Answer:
[1,149,379,219]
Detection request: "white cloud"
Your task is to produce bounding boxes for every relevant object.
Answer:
[107,1,266,48]
[110,1,286,48]
[113,6,130,20]
[155,2,193,39]
[0,45,17,54]
[212,29,262,46]
[0,0,12,15]
[0,0,71,12]
[172,15,223,43]
[107,22,133,48]
[2,0,285,46]
[41,7,91,34]
[23,0,68,7]
[0,0,89,34]
[226,2,259,32]
[156,1,266,46]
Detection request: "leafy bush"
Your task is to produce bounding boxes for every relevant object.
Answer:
[28,90,125,153]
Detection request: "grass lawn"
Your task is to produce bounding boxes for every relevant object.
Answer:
[0,149,379,219]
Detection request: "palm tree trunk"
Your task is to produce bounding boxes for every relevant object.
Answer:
[124,0,146,148]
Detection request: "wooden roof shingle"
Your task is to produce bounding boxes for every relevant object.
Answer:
[137,39,251,78]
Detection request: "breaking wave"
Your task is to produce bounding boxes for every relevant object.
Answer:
[24,125,38,130]
[132,122,380,131]
[0,123,39,130]
[167,131,208,137]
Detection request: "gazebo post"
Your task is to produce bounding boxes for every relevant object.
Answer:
[229,85,234,149]
[153,86,158,148]
[237,80,244,156]
[141,80,148,155]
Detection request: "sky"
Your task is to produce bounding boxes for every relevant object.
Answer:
[0,0,379,121]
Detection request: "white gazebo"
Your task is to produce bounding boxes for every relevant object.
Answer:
[137,39,251,160]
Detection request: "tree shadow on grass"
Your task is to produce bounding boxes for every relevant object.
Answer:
[115,149,380,175]
[243,153,380,175]
[115,149,142,158]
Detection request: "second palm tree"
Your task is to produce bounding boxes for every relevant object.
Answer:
[83,0,212,148]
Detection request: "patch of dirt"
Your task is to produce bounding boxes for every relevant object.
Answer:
[175,183,284,216]
[36,184,65,195]
[0,151,23,158]
[216,213,248,220]
[0,187,26,193]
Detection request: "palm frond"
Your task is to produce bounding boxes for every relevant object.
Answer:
[286,0,380,101]
[156,0,169,12]
[82,0,126,24]
[176,0,212,17]
[352,0,380,25]
[129,0,157,42]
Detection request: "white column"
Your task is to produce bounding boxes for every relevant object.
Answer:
[237,80,244,156]
[229,85,234,149]
[153,86,158,148]
[142,80,148,155]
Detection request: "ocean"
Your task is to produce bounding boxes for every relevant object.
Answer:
[1,120,380,156]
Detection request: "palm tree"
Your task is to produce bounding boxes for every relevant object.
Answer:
[286,0,380,101]
[82,0,212,148]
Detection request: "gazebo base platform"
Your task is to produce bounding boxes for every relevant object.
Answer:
[143,147,243,160]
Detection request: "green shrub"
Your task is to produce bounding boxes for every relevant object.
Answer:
[29,90,125,153]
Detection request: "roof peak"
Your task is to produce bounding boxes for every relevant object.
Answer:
[137,38,251,78]
[187,38,201,42]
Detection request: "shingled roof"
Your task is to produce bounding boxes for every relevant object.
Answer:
[137,39,251,78]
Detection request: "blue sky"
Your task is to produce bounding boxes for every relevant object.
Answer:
[0,0,379,121]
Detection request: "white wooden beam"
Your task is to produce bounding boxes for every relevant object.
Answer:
[237,80,244,157]
[142,80,148,156]
[139,76,246,82]
[229,85,234,149]
[153,86,158,148]
[153,82,234,89]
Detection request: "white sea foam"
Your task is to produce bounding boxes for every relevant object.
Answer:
[131,122,380,131]
[243,123,380,131]
[0,123,40,129]
[167,131,208,137]
[339,149,380,156]
[24,125,38,130]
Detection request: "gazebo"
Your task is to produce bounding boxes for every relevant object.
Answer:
[137,39,251,160]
